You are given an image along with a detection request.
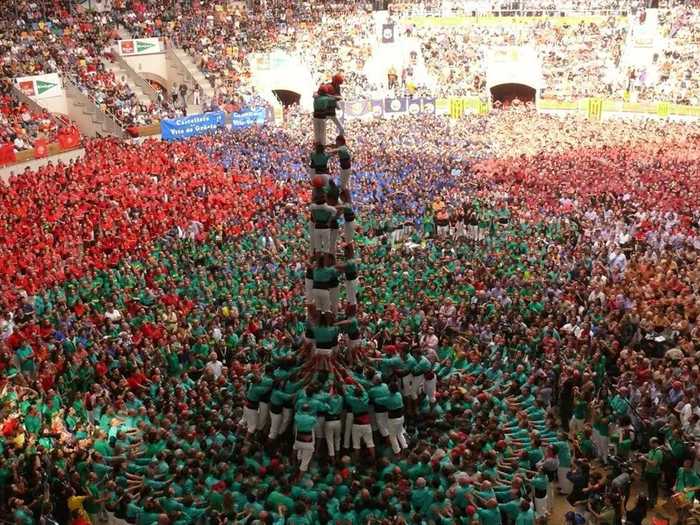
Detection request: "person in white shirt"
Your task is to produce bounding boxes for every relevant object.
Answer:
[205,352,224,380]
[104,303,122,323]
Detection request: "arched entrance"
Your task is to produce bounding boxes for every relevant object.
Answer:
[490,83,536,106]
[273,89,301,107]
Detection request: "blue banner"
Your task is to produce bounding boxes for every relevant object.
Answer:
[420,97,436,114]
[161,111,225,141]
[407,98,422,115]
[371,100,384,118]
[384,98,408,113]
[231,107,267,129]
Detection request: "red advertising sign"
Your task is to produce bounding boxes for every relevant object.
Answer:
[120,40,135,54]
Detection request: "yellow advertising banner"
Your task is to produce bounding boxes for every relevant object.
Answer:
[587,98,603,121]
[656,101,670,118]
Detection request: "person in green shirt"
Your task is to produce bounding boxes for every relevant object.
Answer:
[376,382,407,455]
[310,190,337,256]
[312,89,340,146]
[674,459,700,501]
[293,404,317,473]
[640,437,663,507]
[515,499,535,525]
[476,498,502,525]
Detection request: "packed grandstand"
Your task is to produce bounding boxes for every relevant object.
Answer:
[1,1,700,525]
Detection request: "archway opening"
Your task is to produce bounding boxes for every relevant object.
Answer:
[490,83,536,107]
[273,89,301,107]
[146,79,167,93]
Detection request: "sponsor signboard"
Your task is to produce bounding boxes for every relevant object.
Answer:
[14,73,63,99]
[118,37,164,56]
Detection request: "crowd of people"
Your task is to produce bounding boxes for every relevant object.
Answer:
[0,81,59,152]
[1,0,700,143]
[0,104,699,525]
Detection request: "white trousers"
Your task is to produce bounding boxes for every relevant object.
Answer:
[330,228,339,254]
[330,115,344,137]
[281,407,292,434]
[592,431,609,463]
[305,277,313,304]
[388,416,408,454]
[311,226,330,254]
[340,167,352,191]
[346,279,358,305]
[343,413,354,449]
[558,466,573,494]
[343,220,354,243]
[268,411,282,439]
[324,419,342,457]
[569,416,585,435]
[313,288,331,312]
[330,286,339,315]
[352,423,374,450]
[424,375,437,403]
[314,346,335,356]
[409,374,425,400]
[313,117,327,145]
[258,402,269,430]
[375,411,389,437]
[243,406,258,433]
[294,438,315,472]
[401,375,412,396]
[534,495,548,517]
[314,416,325,439]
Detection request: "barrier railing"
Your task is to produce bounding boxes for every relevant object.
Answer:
[110,50,160,102]
[63,76,128,137]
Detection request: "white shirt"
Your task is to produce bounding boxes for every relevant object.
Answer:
[105,308,122,322]
[206,360,223,380]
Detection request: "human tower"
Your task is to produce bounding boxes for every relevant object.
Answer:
[302,73,363,375]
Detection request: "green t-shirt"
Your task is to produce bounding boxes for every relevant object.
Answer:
[645,448,663,475]
[477,507,502,525]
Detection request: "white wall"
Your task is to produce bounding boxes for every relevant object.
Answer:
[124,54,169,86]
[486,46,544,91]
[37,95,68,116]
[248,52,315,110]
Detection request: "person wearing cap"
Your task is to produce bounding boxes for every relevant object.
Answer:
[293,404,317,473]
[342,383,374,460]
[376,382,407,455]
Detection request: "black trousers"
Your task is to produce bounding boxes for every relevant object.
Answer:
[644,471,660,506]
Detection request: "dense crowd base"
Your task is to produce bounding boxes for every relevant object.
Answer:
[0,111,699,524]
